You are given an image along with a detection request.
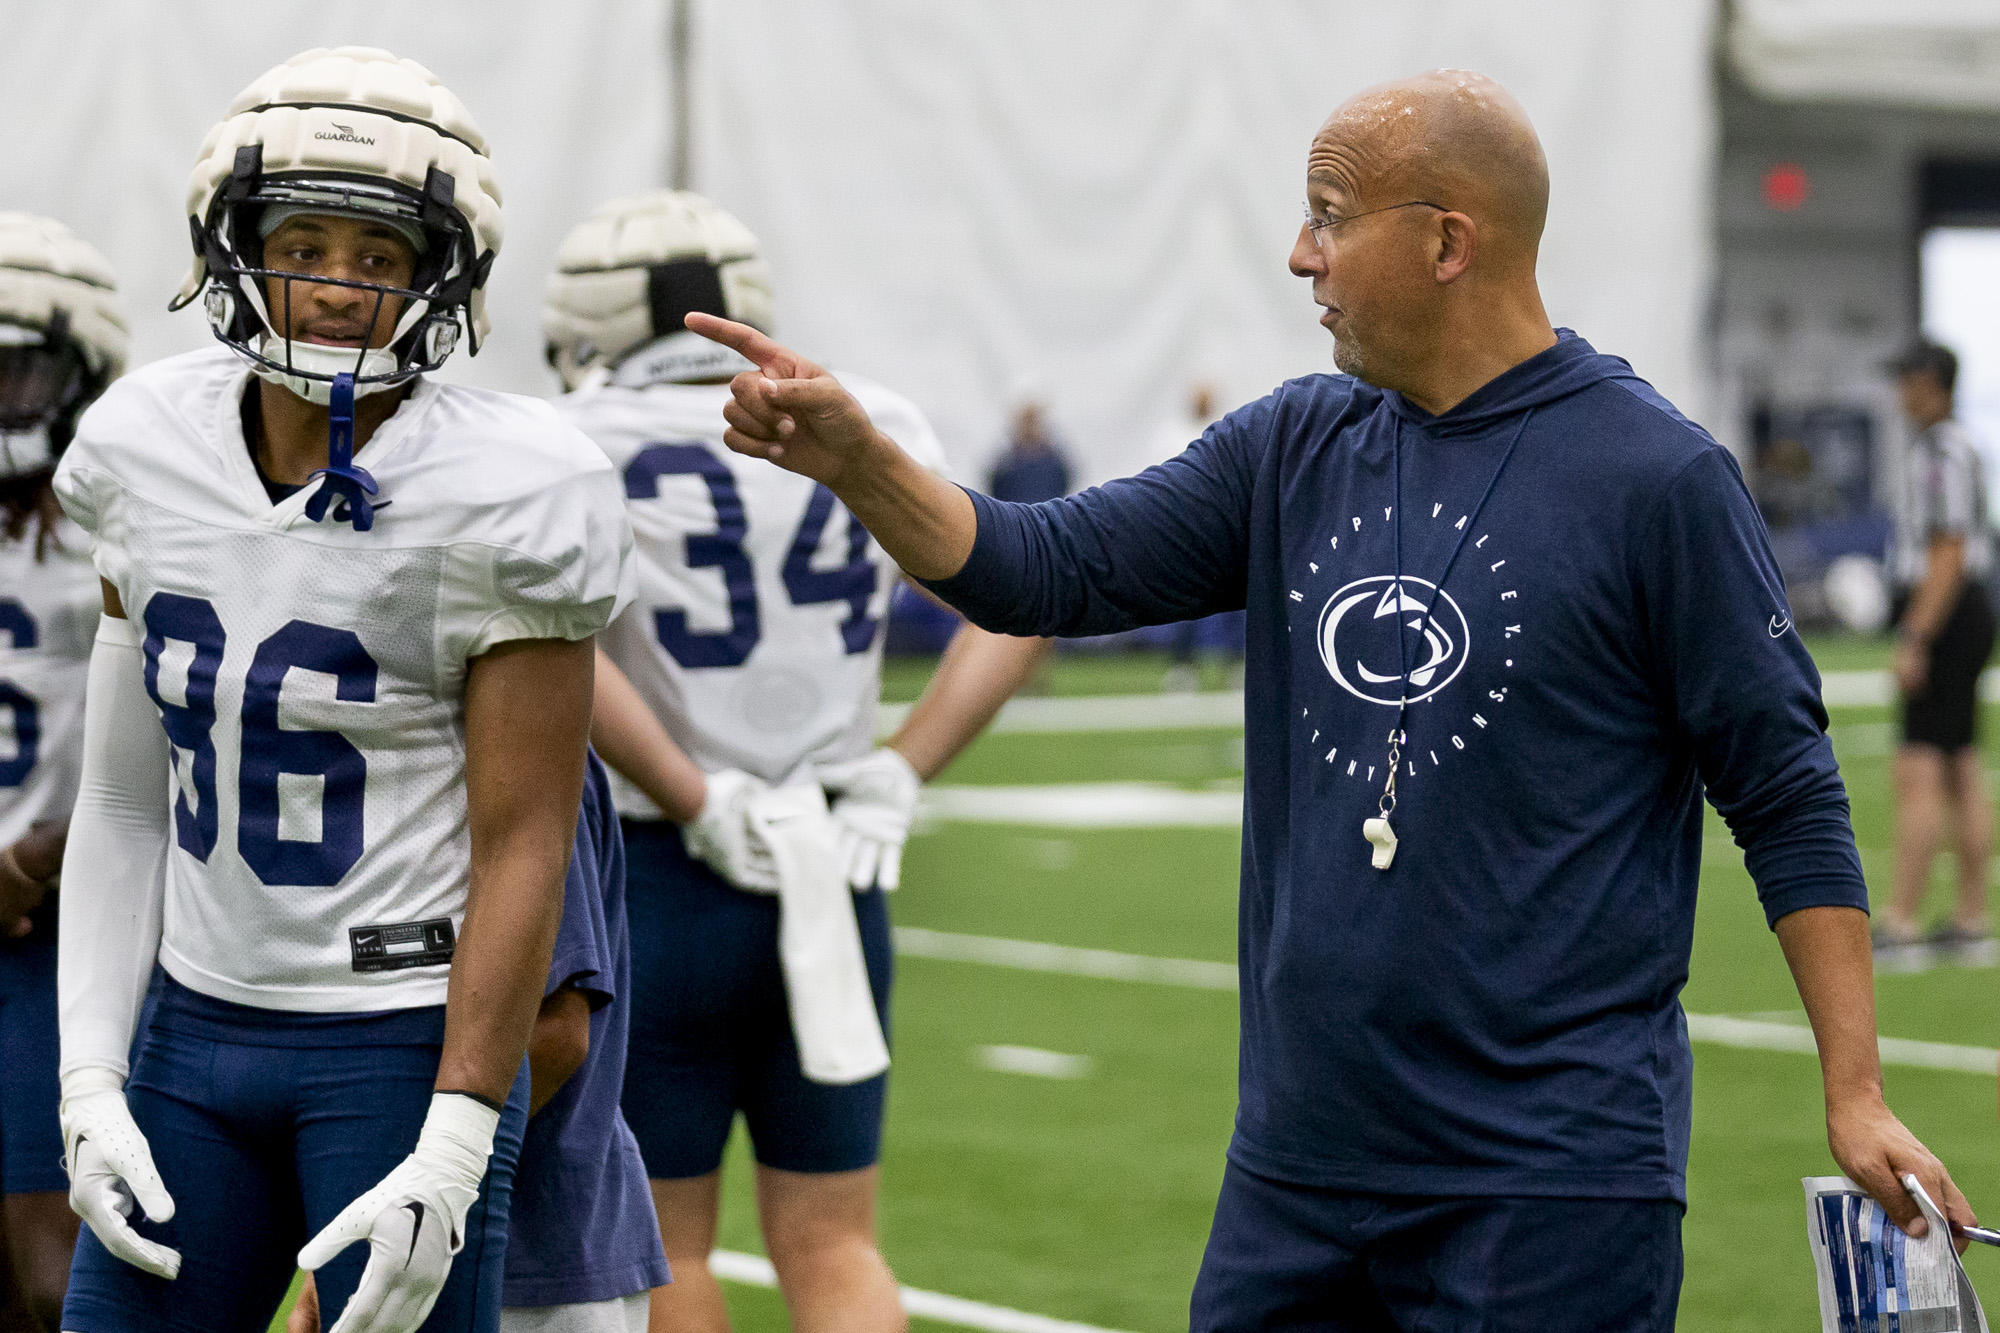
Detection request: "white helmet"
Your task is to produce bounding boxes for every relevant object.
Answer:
[0,213,126,480]
[543,190,774,392]
[173,46,503,405]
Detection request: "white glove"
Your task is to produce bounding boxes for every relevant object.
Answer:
[297,1092,497,1333]
[816,748,922,891]
[682,768,781,892]
[60,1067,181,1279]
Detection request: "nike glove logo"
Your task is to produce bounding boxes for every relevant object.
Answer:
[402,1201,426,1266]
[1769,615,1791,638]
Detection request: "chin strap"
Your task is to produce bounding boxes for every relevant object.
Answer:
[304,373,382,532]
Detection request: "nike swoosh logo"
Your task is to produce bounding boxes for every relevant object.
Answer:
[402,1201,425,1266]
[1769,615,1791,638]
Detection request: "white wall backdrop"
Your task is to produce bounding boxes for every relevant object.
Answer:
[2,2,1715,483]
[693,1,1719,483]
[0,0,672,395]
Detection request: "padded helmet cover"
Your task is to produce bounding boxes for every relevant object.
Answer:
[0,213,127,380]
[178,46,503,346]
[544,190,774,390]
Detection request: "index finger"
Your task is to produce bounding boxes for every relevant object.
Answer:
[684,312,787,370]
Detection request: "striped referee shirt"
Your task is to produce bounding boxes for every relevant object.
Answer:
[1893,418,1992,588]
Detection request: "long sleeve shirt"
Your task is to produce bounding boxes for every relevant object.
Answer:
[925,332,1867,1201]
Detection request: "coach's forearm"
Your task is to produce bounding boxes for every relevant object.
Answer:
[1775,905,1885,1105]
[442,638,594,1105]
[834,434,979,581]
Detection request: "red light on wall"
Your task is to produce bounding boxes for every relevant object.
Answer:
[1762,163,1810,212]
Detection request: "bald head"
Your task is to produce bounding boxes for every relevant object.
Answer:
[1290,69,1558,410]
[1310,70,1548,270]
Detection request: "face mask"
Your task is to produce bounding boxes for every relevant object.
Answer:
[246,334,405,406]
[0,340,82,431]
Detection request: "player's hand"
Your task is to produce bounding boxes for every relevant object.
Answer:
[686,312,891,488]
[1828,1090,1975,1252]
[297,1093,497,1333]
[817,748,922,891]
[682,768,781,892]
[0,843,49,923]
[59,1068,181,1279]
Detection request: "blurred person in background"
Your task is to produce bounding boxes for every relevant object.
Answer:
[1149,382,1240,693]
[1877,339,1997,964]
[545,191,1049,1333]
[0,213,124,1333]
[986,390,1072,504]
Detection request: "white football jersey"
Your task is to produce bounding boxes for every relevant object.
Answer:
[0,517,100,846]
[55,346,634,1012]
[557,375,946,813]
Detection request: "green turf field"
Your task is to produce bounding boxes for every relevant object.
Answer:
[274,637,2000,1332]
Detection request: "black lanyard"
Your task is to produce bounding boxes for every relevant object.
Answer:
[1365,407,1535,868]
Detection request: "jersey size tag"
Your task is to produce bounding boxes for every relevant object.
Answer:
[348,919,456,972]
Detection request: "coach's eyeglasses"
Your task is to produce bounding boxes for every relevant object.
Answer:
[1302,200,1449,241]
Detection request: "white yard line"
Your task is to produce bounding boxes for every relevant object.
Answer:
[1816,668,2000,707]
[921,782,1242,828]
[880,692,1243,738]
[895,926,1239,990]
[1682,1014,1998,1075]
[708,1249,1137,1333]
[978,1044,1095,1078]
[895,928,1998,1076]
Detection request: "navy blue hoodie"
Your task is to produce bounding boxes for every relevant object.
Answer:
[928,332,1865,1201]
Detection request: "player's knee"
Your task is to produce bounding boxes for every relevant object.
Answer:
[763,1209,880,1277]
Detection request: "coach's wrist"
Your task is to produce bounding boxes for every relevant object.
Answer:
[1822,1074,1889,1117]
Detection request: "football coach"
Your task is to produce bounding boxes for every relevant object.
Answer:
[688,69,1971,1331]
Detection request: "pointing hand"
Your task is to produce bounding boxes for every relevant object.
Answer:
[685,313,891,488]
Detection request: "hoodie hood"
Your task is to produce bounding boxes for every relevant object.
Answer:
[1379,329,1634,437]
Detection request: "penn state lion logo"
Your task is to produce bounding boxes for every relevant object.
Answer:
[1316,576,1470,707]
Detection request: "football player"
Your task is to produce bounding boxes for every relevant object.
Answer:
[52,47,631,1333]
[0,213,124,1332]
[545,191,1050,1333]
[289,753,669,1333]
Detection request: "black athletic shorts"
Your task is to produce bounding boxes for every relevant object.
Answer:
[1894,580,1996,752]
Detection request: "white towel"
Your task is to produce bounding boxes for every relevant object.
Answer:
[746,784,891,1085]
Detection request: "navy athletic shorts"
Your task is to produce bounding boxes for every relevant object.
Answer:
[0,906,65,1194]
[62,974,529,1333]
[619,818,893,1178]
[1190,1160,1684,1333]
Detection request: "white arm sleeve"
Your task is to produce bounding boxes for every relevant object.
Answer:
[58,614,171,1082]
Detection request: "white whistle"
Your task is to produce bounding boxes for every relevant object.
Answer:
[1362,816,1397,870]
